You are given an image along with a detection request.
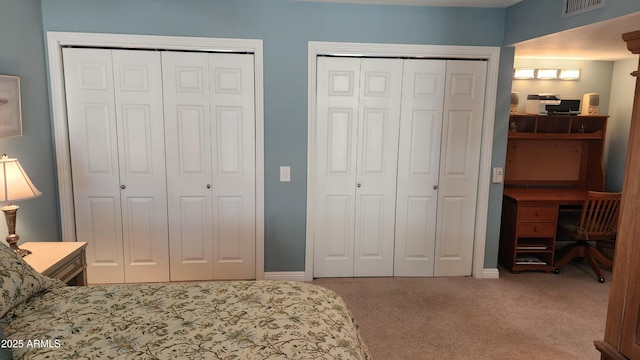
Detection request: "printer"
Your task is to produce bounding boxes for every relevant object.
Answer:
[525,94,561,115]
[545,99,581,115]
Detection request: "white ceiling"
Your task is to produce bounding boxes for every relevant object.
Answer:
[513,11,640,61]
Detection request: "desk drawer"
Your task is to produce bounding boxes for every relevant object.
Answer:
[517,222,556,237]
[518,206,557,221]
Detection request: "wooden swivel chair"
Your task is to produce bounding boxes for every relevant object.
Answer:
[553,191,622,283]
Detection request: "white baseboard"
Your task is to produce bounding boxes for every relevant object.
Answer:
[480,268,500,279]
[268,270,499,280]
[263,271,307,281]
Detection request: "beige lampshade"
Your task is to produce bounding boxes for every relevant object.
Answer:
[0,155,41,203]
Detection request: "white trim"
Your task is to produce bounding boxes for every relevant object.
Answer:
[46,32,266,280]
[305,41,500,281]
[481,268,501,279]
[263,272,307,282]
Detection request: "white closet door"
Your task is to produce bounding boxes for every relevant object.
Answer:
[111,50,170,283]
[209,53,256,280]
[63,48,125,284]
[162,52,215,281]
[314,57,360,277]
[353,58,402,276]
[434,60,487,276]
[314,57,402,277]
[394,59,446,277]
[65,49,256,283]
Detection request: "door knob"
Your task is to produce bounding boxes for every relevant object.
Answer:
[357,183,362,188]
[120,185,126,190]
[207,184,212,189]
[433,185,438,190]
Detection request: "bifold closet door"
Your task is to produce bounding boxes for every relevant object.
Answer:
[393,59,446,277]
[314,57,402,277]
[433,60,487,277]
[163,52,256,281]
[63,48,170,284]
[162,52,214,281]
[394,59,487,277]
[314,57,488,278]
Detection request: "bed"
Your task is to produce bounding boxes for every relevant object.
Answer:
[0,245,370,359]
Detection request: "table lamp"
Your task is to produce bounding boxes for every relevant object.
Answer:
[0,154,41,257]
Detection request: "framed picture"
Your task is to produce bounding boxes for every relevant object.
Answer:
[0,75,23,138]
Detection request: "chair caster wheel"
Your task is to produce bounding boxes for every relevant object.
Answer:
[552,269,559,274]
[598,278,605,283]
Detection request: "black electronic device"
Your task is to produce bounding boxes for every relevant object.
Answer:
[545,99,581,115]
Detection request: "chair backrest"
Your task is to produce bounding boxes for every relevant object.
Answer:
[578,191,623,238]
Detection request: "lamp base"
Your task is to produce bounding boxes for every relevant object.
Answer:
[2,205,31,257]
[11,244,31,257]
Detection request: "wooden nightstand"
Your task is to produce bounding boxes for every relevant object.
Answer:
[21,242,87,286]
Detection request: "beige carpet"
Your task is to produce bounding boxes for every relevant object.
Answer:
[313,260,610,360]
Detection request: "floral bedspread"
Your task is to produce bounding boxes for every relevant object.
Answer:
[1,281,371,359]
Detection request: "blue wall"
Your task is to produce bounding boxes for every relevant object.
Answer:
[488,45,515,268]
[4,0,636,274]
[39,0,507,272]
[0,0,60,245]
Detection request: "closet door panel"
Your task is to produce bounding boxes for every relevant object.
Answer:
[87,197,121,266]
[216,196,244,259]
[314,57,360,277]
[124,197,159,263]
[112,50,170,283]
[394,59,446,277]
[434,60,487,277]
[354,58,402,277]
[209,53,256,280]
[162,52,215,281]
[63,48,125,284]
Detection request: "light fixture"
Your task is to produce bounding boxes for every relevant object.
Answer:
[559,69,581,80]
[513,68,535,79]
[0,154,41,257]
[514,68,581,80]
[536,69,559,79]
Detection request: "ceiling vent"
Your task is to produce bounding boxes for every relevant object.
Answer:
[562,0,605,18]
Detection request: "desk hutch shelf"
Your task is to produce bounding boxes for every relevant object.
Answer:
[499,114,608,273]
[509,114,606,137]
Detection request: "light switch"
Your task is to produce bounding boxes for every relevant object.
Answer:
[492,167,503,184]
[280,166,291,182]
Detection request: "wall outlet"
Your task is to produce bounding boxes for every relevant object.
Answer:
[280,166,291,182]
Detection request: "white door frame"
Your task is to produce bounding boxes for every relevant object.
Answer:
[305,41,500,281]
[46,32,265,280]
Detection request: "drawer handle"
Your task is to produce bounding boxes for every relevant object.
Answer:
[534,227,540,232]
[535,211,541,216]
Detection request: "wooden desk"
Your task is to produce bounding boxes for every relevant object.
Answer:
[499,187,589,273]
[21,242,87,286]
[501,114,607,273]
[503,187,588,205]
